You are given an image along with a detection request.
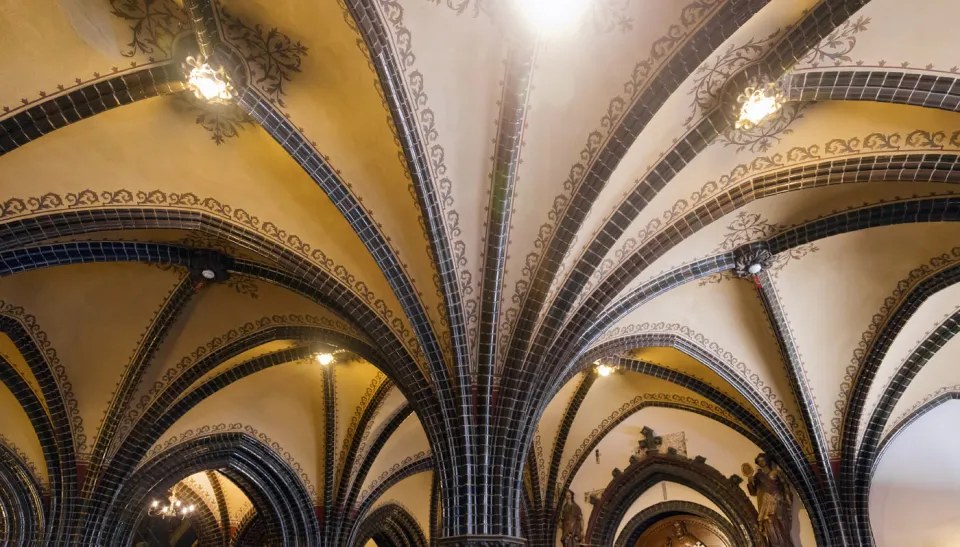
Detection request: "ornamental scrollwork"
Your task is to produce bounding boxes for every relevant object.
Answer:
[221,9,308,107]
[698,212,819,285]
[110,0,188,58]
[799,16,871,67]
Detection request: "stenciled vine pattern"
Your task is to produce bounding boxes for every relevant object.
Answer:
[698,211,819,286]
[799,16,871,67]
[221,9,308,107]
[174,95,257,145]
[0,301,88,455]
[0,189,419,362]
[833,247,960,453]
[0,434,44,492]
[586,0,636,34]
[571,128,960,311]
[110,0,188,59]
[371,0,480,370]
[426,0,486,17]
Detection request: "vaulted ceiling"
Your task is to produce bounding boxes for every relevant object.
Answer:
[0,0,958,546]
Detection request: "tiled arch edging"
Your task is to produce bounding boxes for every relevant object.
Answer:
[785,69,960,112]
[838,248,960,455]
[338,408,420,544]
[6,240,428,547]
[502,189,960,547]
[526,364,768,547]
[352,503,428,547]
[0,353,60,543]
[615,500,746,547]
[584,452,760,547]
[81,274,198,523]
[90,336,399,540]
[492,0,779,533]
[549,182,960,395]
[837,254,960,523]
[232,507,262,547]
[180,3,470,515]
[346,455,434,547]
[96,432,320,547]
[562,338,822,542]
[0,438,46,545]
[0,64,185,156]
[114,318,371,450]
[0,210,457,494]
[497,9,879,535]
[851,310,960,543]
[0,313,79,544]
[0,199,420,358]
[550,195,960,449]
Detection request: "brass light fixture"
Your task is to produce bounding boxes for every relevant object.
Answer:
[147,491,195,520]
[316,352,335,366]
[735,82,785,130]
[184,55,234,103]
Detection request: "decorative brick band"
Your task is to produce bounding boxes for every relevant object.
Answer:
[0,439,45,545]
[786,70,960,112]
[95,432,319,547]
[838,258,960,534]
[477,40,537,539]
[584,452,759,547]
[353,503,428,547]
[0,64,184,156]
[615,501,745,547]
[873,390,960,473]
[348,454,433,547]
[850,310,960,543]
[754,271,844,544]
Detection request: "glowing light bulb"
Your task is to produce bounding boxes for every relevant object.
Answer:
[514,0,591,36]
[189,505,195,512]
[316,353,334,366]
[736,83,785,130]
[174,500,181,507]
[596,364,613,377]
[151,500,159,507]
[184,56,233,103]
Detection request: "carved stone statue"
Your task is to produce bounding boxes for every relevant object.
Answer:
[558,490,583,547]
[663,521,706,547]
[744,453,795,547]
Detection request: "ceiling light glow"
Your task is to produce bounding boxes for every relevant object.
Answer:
[736,82,785,130]
[596,364,613,377]
[316,353,334,366]
[514,0,591,36]
[185,56,233,103]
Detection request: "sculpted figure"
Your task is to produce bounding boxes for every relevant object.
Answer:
[663,521,706,547]
[558,490,583,547]
[745,453,795,547]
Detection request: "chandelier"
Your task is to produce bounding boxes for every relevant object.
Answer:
[735,82,786,130]
[183,55,234,103]
[147,491,196,520]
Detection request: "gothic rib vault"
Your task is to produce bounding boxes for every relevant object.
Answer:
[0,0,959,546]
